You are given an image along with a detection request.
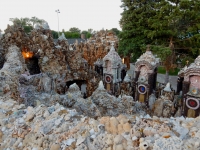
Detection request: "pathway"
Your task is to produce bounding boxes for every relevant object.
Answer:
[127,63,178,90]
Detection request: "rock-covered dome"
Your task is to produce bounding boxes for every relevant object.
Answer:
[135,47,160,71]
[103,43,122,68]
[194,55,200,66]
[186,55,200,70]
[181,55,200,77]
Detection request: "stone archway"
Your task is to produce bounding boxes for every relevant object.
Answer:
[66,80,87,97]
[25,56,41,75]
[0,47,5,69]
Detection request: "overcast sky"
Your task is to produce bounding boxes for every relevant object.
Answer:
[0,0,122,32]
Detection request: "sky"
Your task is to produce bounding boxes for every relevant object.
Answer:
[0,0,123,33]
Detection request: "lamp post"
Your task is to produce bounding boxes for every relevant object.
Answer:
[55,9,60,37]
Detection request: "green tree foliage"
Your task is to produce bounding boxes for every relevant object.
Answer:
[30,16,46,27]
[119,0,200,82]
[69,27,81,33]
[110,28,120,36]
[24,26,33,33]
[9,17,47,33]
[64,31,80,38]
[81,30,92,38]
[51,30,59,39]
[119,0,200,61]
[9,17,31,27]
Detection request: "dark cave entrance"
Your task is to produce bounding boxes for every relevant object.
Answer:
[21,46,41,75]
[121,69,127,81]
[0,47,5,70]
[25,56,41,75]
[66,80,87,98]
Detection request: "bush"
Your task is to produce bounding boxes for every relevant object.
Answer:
[158,66,180,76]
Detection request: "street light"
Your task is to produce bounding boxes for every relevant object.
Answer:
[55,9,60,37]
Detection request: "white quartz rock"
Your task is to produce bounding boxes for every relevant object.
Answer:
[153,137,183,150]
[97,81,105,90]
[173,125,189,139]
[63,138,75,146]
[76,136,86,146]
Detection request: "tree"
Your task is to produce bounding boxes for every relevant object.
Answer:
[81,30,92,38]
[24,26,33,33]
[119,0,155,60]
[30,16,46,27]
[88,28,93,34]
[52,30,59,39]
[9,17,47,33]
[110,28,120,36]
[64,31,80,38]
[9,17,31,27]
[69,27,81,33]
[119,0,200,83]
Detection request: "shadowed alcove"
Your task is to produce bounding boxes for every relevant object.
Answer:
[66,80,87,98]
[22,46,41,75]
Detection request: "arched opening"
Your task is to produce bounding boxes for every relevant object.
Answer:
[25,56,41,75]
[121,69,126,81]
[21,46,41,75]
[0,47,5,69]
[66,80,87,98]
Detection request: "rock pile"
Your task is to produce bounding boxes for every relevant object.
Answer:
[1,96,200,150]
[0,45,26,100]
[1,23,102,98]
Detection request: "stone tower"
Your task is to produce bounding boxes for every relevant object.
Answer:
[134,46,160,105]
[102,42,124,93]
[178,56,200,117]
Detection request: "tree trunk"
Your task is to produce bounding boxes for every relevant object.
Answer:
[165,70,169,84]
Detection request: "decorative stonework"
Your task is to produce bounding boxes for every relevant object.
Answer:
[58,33,67,41]
[103,43,125,84]
[134,47,159,105]
[178,55,200,117]
[135,50,159,71]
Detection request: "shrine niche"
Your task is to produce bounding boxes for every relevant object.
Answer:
[177,55,200,117]
[66,80,87,97]
[21,46,40,75]
[94,58,103,76]
[134,46,160,106]
[102,43,126,94]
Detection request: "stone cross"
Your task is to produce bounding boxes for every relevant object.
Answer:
[146,45,150,51]
[186,60,189,65]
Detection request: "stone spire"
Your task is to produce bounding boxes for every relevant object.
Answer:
[123,74,131,82]
[163,82,172,92]
[58,33,67,41]
[97,81,105,90]
[146,44,150,51]
[110,41,115,51]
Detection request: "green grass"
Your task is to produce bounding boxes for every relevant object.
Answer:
[157,66,180,76]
